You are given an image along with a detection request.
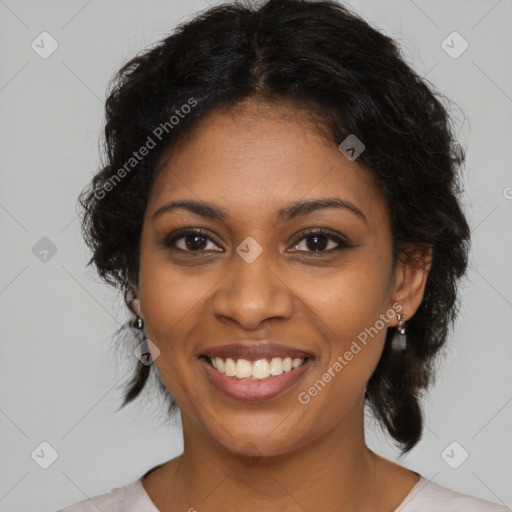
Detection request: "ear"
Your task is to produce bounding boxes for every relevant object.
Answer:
[389,243,433,327]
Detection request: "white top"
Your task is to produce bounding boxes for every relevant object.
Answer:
[57,474,510,512]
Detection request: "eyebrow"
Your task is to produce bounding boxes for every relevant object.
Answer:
[152,197,368,225]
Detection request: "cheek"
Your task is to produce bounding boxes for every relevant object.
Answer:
[142,274,205,338]
[137,259,211,398]
[294,255,392,391]
[138,236,211,343]
[296,253,392,338]
[138,269,203,409]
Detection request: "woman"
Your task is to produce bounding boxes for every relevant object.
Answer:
[59,0,508,510]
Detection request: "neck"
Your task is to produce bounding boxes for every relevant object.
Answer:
[161,398,384,512]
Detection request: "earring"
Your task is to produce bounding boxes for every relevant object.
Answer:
[134,302,144,331]
[392,312,407,351]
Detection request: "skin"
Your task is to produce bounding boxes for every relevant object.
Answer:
[131,99,432,512]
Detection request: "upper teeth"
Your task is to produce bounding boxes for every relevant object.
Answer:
[210,357,306,380]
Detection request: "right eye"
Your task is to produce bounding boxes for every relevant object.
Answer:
[162,228,223,253]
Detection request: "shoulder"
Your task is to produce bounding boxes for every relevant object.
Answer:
[396,476,510,512]
[56,484,124,512]
[56,478,158,512]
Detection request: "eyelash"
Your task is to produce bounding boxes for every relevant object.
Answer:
[161,227,352,255]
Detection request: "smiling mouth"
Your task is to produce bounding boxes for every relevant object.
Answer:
[200,355,314,381]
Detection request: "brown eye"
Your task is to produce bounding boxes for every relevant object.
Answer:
[289,229,351,253]
[163,228,223,253]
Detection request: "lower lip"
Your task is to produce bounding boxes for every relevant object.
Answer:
[200,357,314,402]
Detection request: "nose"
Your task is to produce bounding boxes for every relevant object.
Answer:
[212,251,295,330]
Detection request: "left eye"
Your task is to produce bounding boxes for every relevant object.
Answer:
[289,230,349,253]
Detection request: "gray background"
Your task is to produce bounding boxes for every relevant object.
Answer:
[0,1,511,511]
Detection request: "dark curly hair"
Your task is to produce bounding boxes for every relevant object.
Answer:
[78,0,471,455]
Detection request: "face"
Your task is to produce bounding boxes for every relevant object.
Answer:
[135,100,414,458]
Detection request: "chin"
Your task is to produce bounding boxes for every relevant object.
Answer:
[209,421,309,460]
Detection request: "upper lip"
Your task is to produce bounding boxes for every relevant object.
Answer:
[200,343,314,361]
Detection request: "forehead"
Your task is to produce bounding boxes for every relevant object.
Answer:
[148,101,388,231]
